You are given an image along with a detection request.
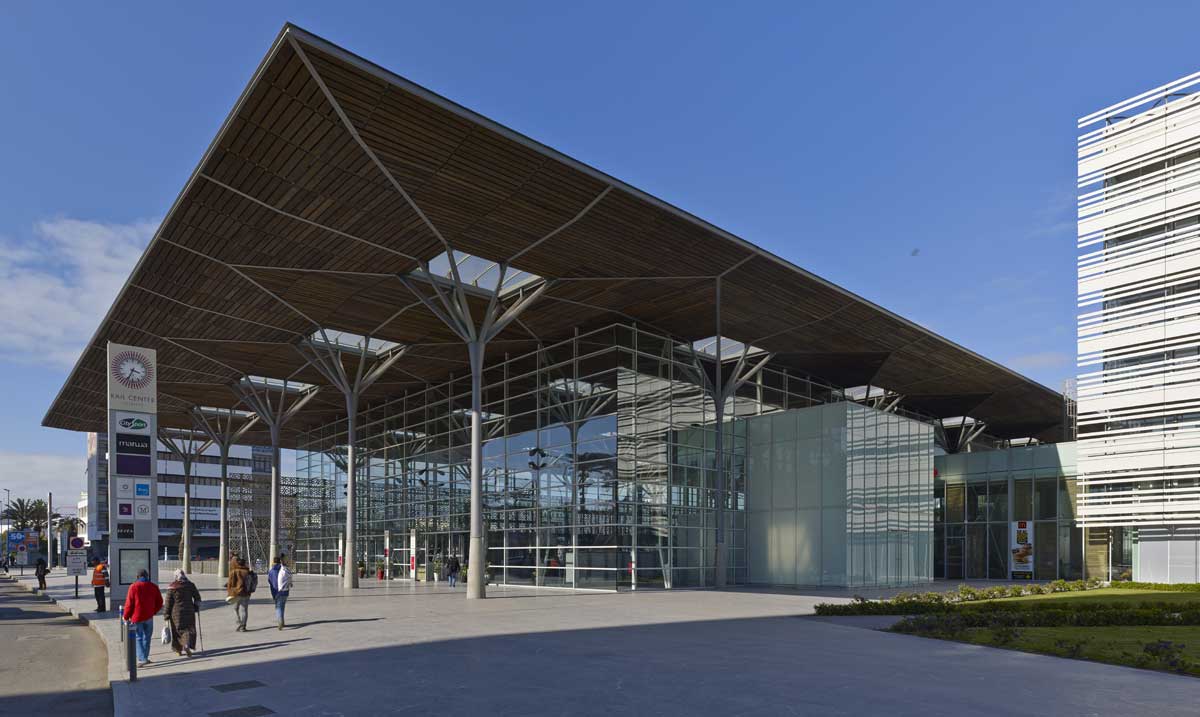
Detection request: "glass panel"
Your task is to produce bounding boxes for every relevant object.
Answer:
[1058,478,1078,521]
[966,482,986,522]
[934,478,945,523]
[934,524,945,578]
[987,523,1008,579]
[987,480,1008,523]
[1035,478,1057,521]
[965,524,987,579]
[1012,479,1033,521]
[945,535,963,580]
[1058,524,1083,580]
[1034,522,1056,580]
[945,483,964,524]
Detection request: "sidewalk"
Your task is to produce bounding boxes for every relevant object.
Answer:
[10,568,1200,716]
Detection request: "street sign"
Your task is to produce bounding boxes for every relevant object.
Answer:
[66,549,87,576]
[69,536,85,550]
[16,550,28,566]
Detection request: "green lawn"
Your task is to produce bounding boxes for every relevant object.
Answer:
[983,588,1200,607]
[958,626,1200,677]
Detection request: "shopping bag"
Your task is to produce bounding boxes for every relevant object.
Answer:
[161,622,172,645]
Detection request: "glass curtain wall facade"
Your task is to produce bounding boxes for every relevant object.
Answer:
[935,444,1085,581]
[294,324,843,590]
[745,402,934,588]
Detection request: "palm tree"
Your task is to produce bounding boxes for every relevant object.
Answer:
[1,498,54,530]
[55,516,85,536]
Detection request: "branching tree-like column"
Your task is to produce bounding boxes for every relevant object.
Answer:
[295,337,409,589]
[159,429,214,573]
[191,406,261,581]
[684,327,774,588]
[399,264,551,599]
[231,380,321,567]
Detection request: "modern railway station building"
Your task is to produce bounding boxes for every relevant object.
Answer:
[44,25,1069,594]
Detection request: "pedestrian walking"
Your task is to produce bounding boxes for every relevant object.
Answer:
[446,554,461,589]
[226,557,255,632]
[34,558,47,590]
[163,569,202,657]
[122,568,163,667]
[92,559,110,612]
[267,556,292,630]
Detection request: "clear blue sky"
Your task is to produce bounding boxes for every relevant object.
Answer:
[2,1,1199,500]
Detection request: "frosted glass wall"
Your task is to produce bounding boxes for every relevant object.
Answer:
[745,402,934,588]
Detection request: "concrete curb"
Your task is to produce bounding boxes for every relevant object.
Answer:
[2,573,131,715]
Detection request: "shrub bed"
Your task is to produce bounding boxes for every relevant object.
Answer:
[1112,581,1200,593]
[892,608,1200,634]
[814,579,1103,616]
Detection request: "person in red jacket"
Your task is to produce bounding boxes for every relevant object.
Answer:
[122,568,163,666]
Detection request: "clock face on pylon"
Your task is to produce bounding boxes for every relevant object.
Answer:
[110,350,154,390]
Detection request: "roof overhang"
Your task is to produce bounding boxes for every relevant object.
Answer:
[42,23,1064,446]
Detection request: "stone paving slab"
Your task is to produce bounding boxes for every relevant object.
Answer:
[12,569,1200,716]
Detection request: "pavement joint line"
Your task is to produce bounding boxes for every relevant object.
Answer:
[206,706,276,717]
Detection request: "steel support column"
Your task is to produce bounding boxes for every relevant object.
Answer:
[399,265,551,599]
[685,324,774,589]
[295,339,407,589]
[159,430,212,573]
[232,380,320,571]
[191,407,259,582]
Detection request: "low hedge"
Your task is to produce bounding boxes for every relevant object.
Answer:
[817,597,1189,617]
[892,608,1200,633]
[814,579,1104,616]
[1113,581,1200,593]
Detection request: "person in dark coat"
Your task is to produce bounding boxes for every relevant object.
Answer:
[163,569,202,656]
[35,558,48,590]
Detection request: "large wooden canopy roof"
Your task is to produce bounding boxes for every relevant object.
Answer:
[42,24,1064,447]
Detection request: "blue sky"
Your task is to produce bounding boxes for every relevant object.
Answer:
[2,1,1199,502]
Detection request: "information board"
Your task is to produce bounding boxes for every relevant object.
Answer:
[66,549,88,576]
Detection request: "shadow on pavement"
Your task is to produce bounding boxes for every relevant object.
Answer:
[0,686,113,714]
[285,617,383,628]
[151,637,311,662]
[110,614,1200,717]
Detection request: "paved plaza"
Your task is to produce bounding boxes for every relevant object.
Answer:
[5,570,1200,716]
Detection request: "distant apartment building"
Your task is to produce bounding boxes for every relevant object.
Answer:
[1077,71,1200,582]
[84,432,282,562]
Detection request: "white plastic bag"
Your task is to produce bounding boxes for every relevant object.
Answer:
[161,622,172,645]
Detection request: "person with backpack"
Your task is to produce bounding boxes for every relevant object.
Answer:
[226,557,256,632]
[446,554,461,589]
[267,556,292,630]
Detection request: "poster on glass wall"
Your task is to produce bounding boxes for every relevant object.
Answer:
[1010,520,1033,579]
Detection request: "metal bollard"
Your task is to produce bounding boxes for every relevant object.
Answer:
[120,609,138,682]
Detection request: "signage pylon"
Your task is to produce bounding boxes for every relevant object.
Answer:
[106,342,160,606]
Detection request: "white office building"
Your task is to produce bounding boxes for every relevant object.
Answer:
[1077,70,1200,582]
[84,432,278,562]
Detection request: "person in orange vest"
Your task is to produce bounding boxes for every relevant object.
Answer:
[92,559,110,612]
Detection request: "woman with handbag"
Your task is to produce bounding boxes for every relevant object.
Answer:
[163,569,202,657]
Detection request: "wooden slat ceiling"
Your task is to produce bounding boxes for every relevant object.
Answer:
[42,24,1064,446]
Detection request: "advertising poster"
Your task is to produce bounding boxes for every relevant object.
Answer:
[1011,520,1034,579]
